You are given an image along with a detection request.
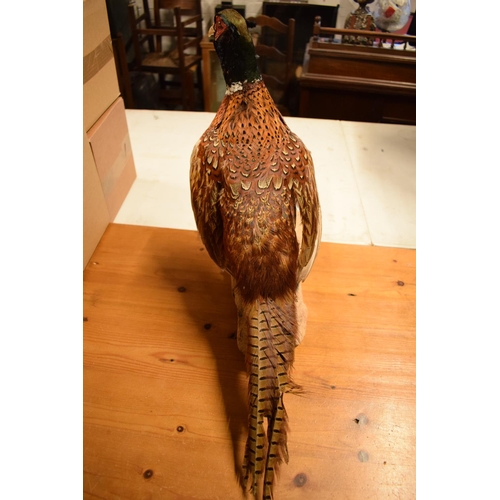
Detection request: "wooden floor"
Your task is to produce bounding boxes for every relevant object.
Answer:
[83,224,415,499]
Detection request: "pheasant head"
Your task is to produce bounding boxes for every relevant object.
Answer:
[208,9,260,88]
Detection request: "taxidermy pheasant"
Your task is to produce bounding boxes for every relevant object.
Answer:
[190,9,321,500]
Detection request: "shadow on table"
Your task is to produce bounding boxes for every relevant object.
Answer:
[153,241,249,494]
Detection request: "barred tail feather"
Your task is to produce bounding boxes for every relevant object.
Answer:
[242,296,300,500]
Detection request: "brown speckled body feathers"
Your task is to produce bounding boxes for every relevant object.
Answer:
[190,21,321,499]
[190,81,320,296]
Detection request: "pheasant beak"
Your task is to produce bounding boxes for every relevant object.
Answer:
[208,24,215,42]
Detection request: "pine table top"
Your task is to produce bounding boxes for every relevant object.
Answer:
[84,223,415,499]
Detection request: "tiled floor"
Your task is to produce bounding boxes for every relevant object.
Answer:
[115,110,416,249]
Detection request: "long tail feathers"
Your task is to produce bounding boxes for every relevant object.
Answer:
[242,296,300,500]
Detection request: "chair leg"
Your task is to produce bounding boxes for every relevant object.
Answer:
[158,73,166,89]
[196,63,204,111]
[112,34,135,109]
[183,70,195,111]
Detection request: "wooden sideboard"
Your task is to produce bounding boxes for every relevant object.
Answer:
[201,23,416,124]
[299,24,416,124]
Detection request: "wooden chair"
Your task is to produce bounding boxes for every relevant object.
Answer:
[152,0,204,108]
[246,15,296,115]
[127,0,203,110]
[153,0,203,49]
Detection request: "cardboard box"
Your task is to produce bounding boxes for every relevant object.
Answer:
[83,0,135,269]
[83,0,120,132]
[83,130,110,269]
[87,96,137,222]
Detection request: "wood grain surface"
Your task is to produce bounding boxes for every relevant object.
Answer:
[84,223,415,499]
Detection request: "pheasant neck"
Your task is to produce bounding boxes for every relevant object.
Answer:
[214,32,261,89]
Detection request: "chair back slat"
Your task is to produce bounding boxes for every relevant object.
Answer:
[246,15,296,112]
